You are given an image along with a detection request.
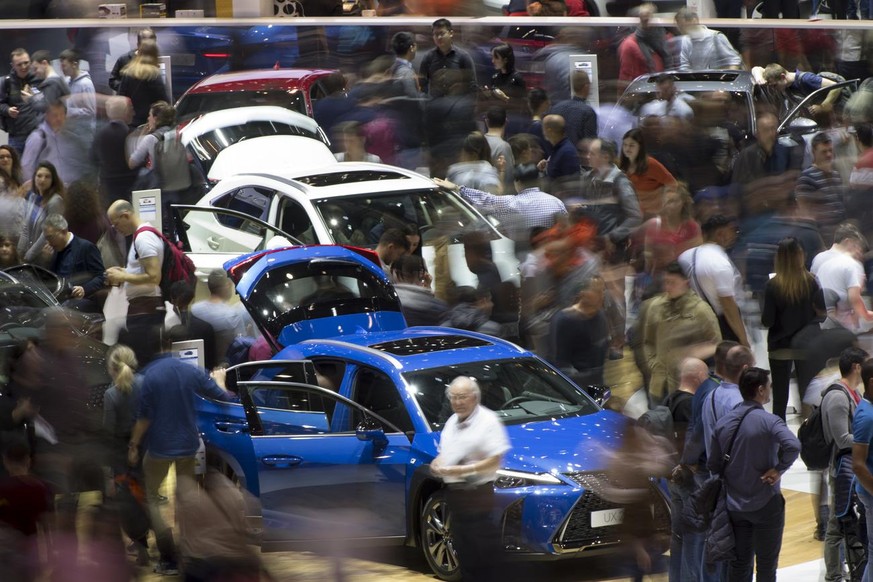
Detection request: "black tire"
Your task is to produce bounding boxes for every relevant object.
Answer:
[420,490,462,582]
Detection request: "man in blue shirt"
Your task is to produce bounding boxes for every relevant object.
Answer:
[128,332,235,575]
[851,359,873,582]
[701,345,755,460]
[709,367,800,582]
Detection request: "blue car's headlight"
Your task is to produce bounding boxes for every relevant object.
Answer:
[494,469,566,489]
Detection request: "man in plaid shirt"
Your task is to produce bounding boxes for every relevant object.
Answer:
[435,163,567,242]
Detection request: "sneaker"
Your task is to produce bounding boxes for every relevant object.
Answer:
[154,562,179,576]
[813,526,826,541]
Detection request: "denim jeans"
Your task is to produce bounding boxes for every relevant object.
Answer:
[857,485,873,582]
[727,494,785,582]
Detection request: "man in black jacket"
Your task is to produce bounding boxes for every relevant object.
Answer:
[92,96,137,207]
[0,48,38,154]
[45,213,106,313]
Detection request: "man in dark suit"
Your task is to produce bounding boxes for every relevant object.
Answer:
[92,96,137,207]
[44,213,106,313]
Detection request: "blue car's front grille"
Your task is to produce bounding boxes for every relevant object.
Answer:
[555,472,671,551]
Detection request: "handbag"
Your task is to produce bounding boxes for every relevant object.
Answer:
[685,404,756,532]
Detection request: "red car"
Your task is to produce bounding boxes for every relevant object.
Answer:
[174,68,338,122]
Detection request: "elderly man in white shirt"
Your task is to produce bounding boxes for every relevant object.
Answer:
[431,376,510,582]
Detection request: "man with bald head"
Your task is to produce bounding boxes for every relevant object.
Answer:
[431,376,510,581]
[106,199,165,364]
[538,114,580,188]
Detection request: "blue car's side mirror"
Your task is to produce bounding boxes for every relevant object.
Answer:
[584,385,612,407]
[356,420,388,447]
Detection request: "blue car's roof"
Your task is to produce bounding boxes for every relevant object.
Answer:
[280,326,529,374]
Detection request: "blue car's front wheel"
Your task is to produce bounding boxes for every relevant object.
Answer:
[421,490,462,581]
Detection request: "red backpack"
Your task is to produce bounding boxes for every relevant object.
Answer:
[133,225,197,300]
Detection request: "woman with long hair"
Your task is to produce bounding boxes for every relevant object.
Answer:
[446,131,502,194]
[117,39,169,128]
[762,237,825,421]
[619,127,677,219]
[0,144,23,194]
[488,43,526,103]
[20,161,65,263]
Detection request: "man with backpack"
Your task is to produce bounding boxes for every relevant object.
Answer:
[106,199,196,365]
[820,347,868,582]
[106,199,164,365]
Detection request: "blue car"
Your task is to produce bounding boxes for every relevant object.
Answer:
[196,245,670,580]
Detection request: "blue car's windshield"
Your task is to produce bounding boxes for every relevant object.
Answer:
[403,358,599,430]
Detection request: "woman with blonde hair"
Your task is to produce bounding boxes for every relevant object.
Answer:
[762,237,825,421]
[102,343,150,564]
[117,39,169,128]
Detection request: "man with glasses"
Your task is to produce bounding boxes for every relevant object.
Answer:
[419,18,477,98]
[431,376,510,582]
[44,213,106,313]
[0,48,38,155]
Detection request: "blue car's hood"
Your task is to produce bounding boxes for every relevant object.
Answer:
[500,410,628,475]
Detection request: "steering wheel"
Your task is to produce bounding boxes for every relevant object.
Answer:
[499,395,533,410]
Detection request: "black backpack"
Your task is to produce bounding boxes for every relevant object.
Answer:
[799,383,852,471]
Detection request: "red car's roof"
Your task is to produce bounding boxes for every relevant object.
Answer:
[184,68,336,94]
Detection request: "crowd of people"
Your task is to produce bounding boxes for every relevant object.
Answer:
[1,6,873,581]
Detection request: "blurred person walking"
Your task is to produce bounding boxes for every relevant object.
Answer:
[617,3,671,91]
[639,184,702,277]
[430,376,510,582]
[392,254,448,326]
[619,127,677,220]
[708,367,800,582]
[674,9,743,71]
[762,237,826,421]
[548,275,610,386]
[109,28,156,93]
[814,224,873,332]
[678,215,749,347]
[58,48,95,141]
[102,344,151,566]
[796,132,847,246]
[821,347,868,581]
[127,331,234,575]
[117,39,169,129]
[483,107,515,192]
[92,96,136,208]
[486,43,526,104]
[437,163,567,243]
[389,31,420,99]
[446,131,502,194]
[548,70,597,148]
[665,358,710,582]
[21,101,89,186]
[642,262,721,400]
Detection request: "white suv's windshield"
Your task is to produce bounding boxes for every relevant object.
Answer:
[403,358,599,430]
[313,189,500,248]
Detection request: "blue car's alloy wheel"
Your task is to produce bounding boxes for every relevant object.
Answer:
[421,491,461,581]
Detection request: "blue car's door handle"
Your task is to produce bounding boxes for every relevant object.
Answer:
[261,455,303,467]
[214,421,248,434]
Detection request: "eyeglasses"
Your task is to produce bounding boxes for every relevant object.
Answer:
[0,155,12,160]
[448,392,474,402]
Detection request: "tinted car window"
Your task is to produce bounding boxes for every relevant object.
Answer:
[404,358,599,429]
[188,121,329,175]
[246,259,402,341]
[351,367,413,434]
[314,189,499,247]
[176,90,307,121]
[212,186,272,223]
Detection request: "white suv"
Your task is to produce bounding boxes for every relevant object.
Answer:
[173,162,520,290]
